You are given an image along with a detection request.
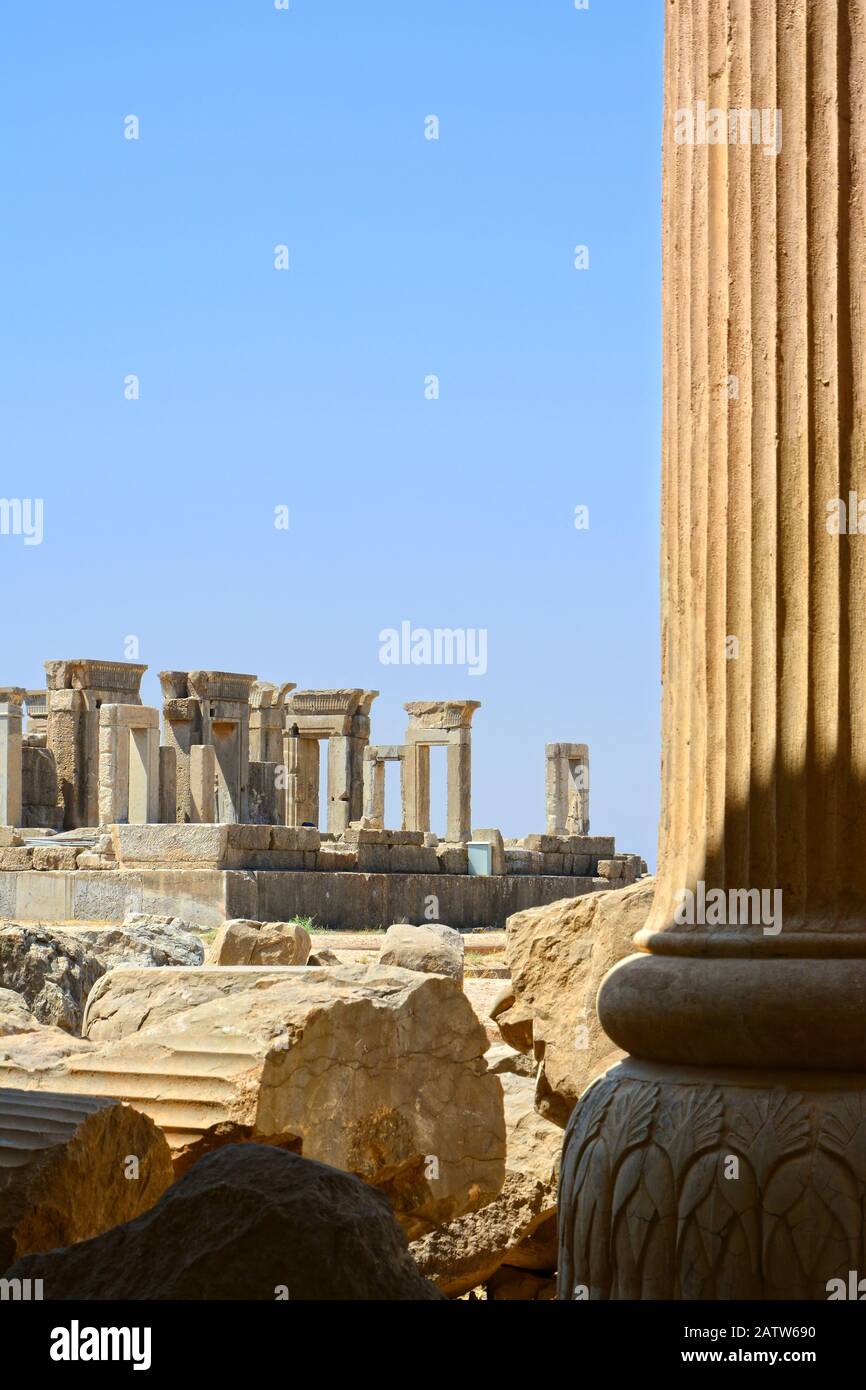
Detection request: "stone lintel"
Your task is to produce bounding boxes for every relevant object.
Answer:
[404,700,481,731]
[45,661,147,697]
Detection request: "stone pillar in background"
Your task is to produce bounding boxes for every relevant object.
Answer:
[45,660,147,829]
[158,746,177,824]
[97,704,160,825]
[327,734,353,835]
[403,742,431,834]
[249,681,295,762]
[559,0,866,1301]
[347,691,378,824]
[403,701,480,842]
[0,689,25,827]
[362,748,387,826]
[282,725,320,827]
[160,671,195,824]
[546,743,590,836]
[362,746,406,829]
[446,732,472,843]
[189,744,216,824]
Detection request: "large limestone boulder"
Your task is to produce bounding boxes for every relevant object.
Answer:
[82,965,310,1041]
[505,876,655,1126]
[0,924,106,1034]
[0,1089,173,1271]
[209,918,311,967]
[410,1173,556,1298]
[15,964,506,1237]
[379,922,464,984]
[5,1144,445,1300]
[69,917,205,969]
[0,988,40,1037]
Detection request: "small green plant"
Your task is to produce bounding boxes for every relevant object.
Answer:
[287,915,316,932]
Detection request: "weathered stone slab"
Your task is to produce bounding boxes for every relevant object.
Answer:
[41,964,505,1234]
[0,1088,173,1269]
[82,965,301,1041]
[112,824,231,868]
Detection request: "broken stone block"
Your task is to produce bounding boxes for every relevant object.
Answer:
[0,848,34,869]
[504,848,544,875]
[436,844,469,874]
[5,1144,445,1300]
[505,874,654,1126]
[269,827,321,853]
[123,910,209,935]
[0,924,106,1034]
[307,948,339,966]
[499,1069,563,1186]
[355,844,392,872]
[209,919,311,967]
[68,918,205,969]
[82,965,301,1042]
[490,983,534,1053]
[597,858,623,881]
[316,847,357,871]
[0,988,40,1037]
[390,845,439,873]
[379,922,464,984]
[410,1173,555,1298]
[31,845,79,871]
[0,1088,173,1270]
[51,964,505,1235]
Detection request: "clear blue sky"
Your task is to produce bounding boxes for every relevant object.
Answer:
[1,0,663,863]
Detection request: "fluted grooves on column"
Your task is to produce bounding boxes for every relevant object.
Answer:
[647,0,866,951]
[846,2,866,906]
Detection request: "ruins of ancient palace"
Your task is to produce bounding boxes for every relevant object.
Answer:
[0,657,642,930]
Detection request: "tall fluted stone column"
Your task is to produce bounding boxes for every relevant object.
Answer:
[559,0,866,1300]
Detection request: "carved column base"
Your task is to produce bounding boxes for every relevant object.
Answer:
[558,1060,866,1300]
